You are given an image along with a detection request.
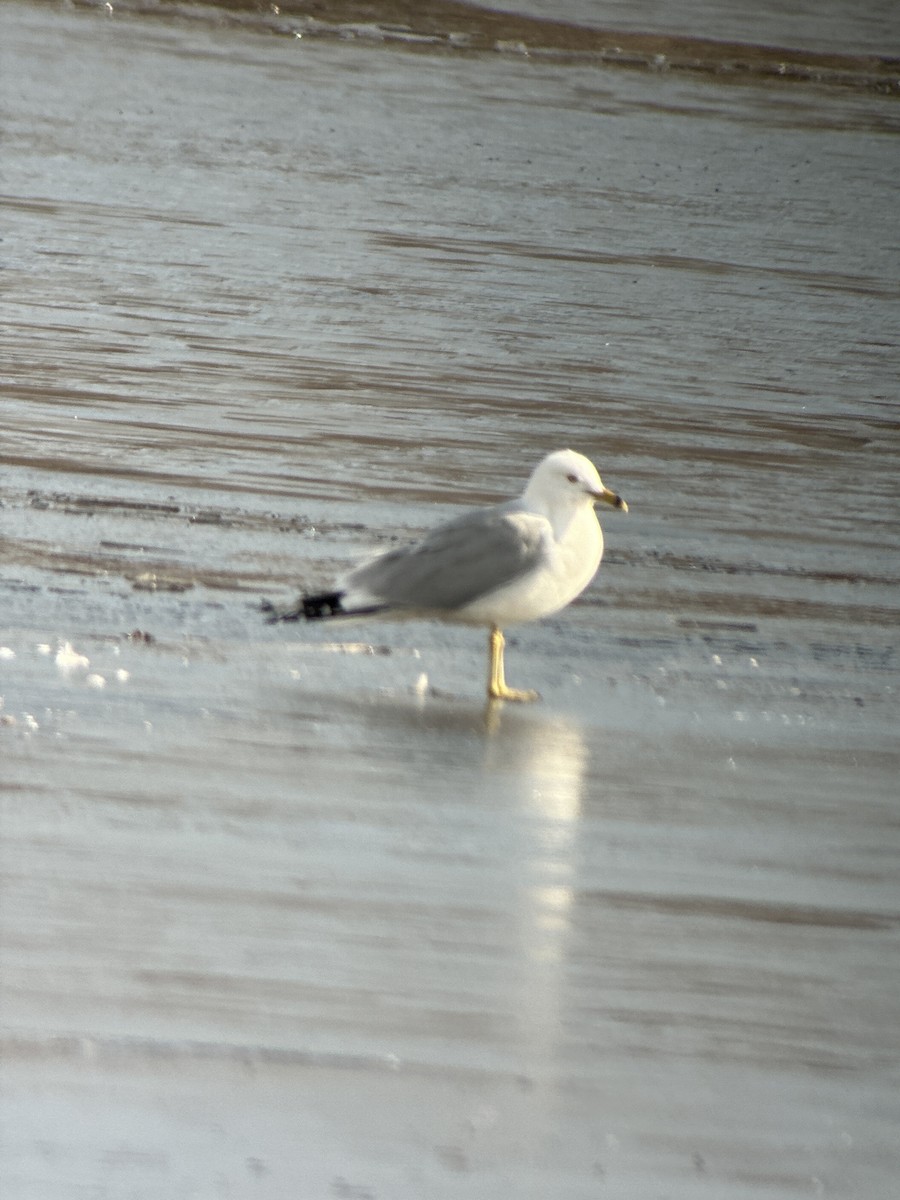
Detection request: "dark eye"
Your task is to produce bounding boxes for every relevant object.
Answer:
[566,473,578,483]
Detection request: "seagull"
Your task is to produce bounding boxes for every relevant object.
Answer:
[263,449,627,702]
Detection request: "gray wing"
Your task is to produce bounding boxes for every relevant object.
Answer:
[346,503,551,612]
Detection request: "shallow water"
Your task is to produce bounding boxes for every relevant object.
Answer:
[1,2,899,1198]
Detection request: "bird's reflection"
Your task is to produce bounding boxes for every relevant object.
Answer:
[285,685,589,1074]
[482,704,586,1065]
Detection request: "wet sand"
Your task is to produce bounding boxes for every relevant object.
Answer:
[2,1,900,1197]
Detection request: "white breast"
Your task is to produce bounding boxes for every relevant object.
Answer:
[457,506,604,627]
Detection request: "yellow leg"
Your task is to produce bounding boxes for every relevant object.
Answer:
[487,626,539,702]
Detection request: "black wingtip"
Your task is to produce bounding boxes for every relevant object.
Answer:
[261,591,383,623]
[259,592,347,622]
[302,591,346,620]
